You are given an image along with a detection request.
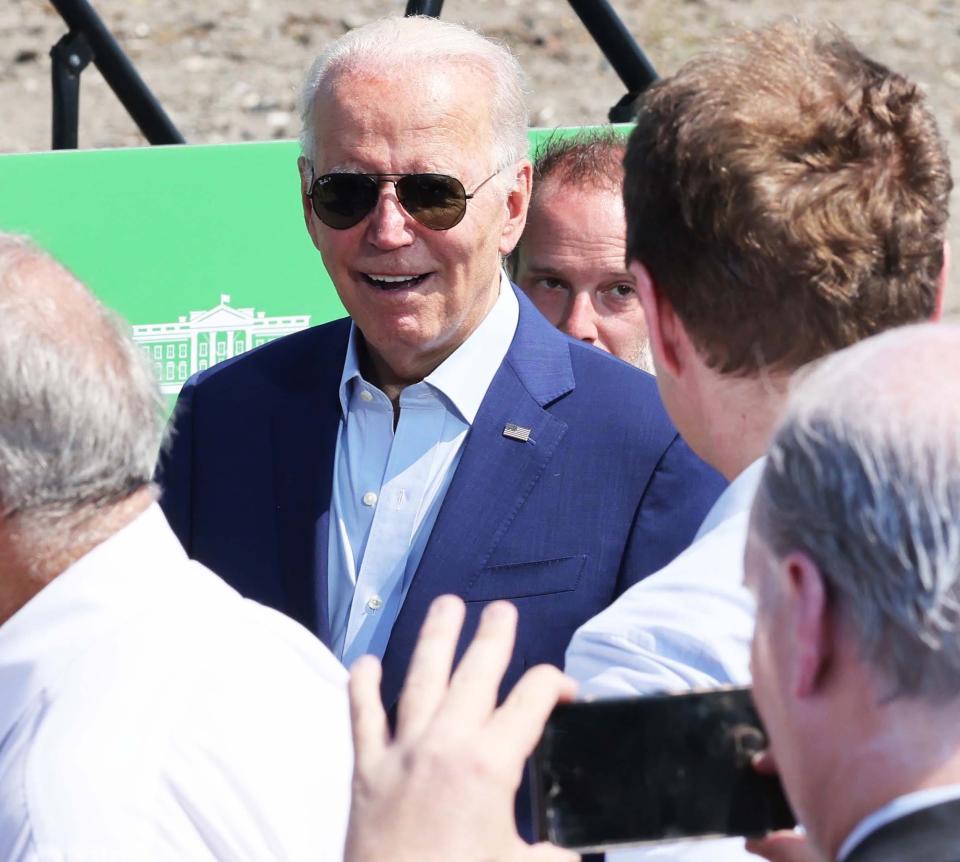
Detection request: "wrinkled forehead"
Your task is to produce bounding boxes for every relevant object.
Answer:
[311,63,496,171]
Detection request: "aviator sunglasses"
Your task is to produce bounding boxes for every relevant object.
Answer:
[307,168,502,231]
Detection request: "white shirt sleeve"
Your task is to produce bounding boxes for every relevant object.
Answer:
[565,513,755,699]
[563,512,758,862]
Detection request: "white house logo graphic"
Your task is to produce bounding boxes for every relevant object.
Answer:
[133,294,311,395]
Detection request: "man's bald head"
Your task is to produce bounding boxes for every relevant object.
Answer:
[752,323,960,700]
[0,235,163,548]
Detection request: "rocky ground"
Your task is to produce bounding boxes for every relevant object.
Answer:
[3,0,959,306]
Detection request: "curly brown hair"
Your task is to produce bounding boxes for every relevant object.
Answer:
[624,22,953,375]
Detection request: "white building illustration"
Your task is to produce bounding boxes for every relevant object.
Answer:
[133,295,311,395]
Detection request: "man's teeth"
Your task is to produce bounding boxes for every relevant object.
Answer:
[368,274,419,283]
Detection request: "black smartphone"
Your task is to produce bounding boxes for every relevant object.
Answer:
[531,686,795,852]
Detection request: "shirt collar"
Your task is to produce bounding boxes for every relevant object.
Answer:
[0,504,185,739]
[693,457,766,541]
[838,784,960,861]
[338,269,519,425]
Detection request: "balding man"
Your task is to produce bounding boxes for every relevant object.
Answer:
[747,324,960,862]
[0,235,351,859]
[157,18,722,824]
[512,128,653,371]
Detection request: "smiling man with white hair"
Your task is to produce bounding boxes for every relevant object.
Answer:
[746,323,960,862]
[157,17,722,836]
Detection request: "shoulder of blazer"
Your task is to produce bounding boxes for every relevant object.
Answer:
[183,316,352,398]
[510,284,675,441]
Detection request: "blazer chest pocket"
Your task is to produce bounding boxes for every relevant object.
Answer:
[465,555,586,602]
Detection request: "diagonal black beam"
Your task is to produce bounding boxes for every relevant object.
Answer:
[48,0,184,147]
[566,0,657,96]
[405,0,445,15]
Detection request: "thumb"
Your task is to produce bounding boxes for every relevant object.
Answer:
[526,842,580,861]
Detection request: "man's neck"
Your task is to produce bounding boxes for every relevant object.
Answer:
[356,271,503,411]
[689,368,791,481]
[806,695,960,860]
[0,488,154,626]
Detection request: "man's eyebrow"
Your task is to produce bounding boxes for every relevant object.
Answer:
[523,264,564,275]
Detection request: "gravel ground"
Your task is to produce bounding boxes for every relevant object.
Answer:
[3,0,959,308]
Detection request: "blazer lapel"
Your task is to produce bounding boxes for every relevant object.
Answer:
[379,290,576,707]
[270,319,350,644]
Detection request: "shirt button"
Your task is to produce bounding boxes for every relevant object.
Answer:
[362,491,378,507]
[366,595,383,612]
[359,389,373,402]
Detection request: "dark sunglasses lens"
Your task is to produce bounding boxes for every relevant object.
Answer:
[311,174,379,229]
[396,174,467,230]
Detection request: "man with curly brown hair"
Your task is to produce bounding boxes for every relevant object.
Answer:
[566,21,951,861]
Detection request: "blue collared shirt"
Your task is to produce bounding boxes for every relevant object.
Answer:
[327,272,519,667]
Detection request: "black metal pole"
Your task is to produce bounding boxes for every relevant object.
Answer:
[565,0,657,97]
[47,0,184,145]
[50,31,93,149]
[405,0,444,16]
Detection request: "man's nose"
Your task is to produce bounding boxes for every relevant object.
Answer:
[365,188,415,250]
[561,292,599,344]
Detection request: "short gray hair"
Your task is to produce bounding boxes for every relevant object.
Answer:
[298,16,529,170]
[753,323,960,701]
[0,234,165,542]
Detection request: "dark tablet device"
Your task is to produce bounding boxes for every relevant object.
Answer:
[532,686,796,852]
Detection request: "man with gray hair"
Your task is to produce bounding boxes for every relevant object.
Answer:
[746,323,960,862]
[0,234,352,859]
[157,19,721,839]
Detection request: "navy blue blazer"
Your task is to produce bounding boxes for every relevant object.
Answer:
[158,289,724,709]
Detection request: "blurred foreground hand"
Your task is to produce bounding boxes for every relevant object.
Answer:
[745,751,824,862]
[345,595,579,862]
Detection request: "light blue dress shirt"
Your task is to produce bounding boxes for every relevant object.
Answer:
[327,273,519,668]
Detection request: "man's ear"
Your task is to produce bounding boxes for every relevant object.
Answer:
[298,156,322,251]
[932,240,950,321]
[630,261,685,377]
[498,160,533,257]
[783,551,831,699]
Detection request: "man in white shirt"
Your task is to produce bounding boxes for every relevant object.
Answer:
[746,324,960,862]
[0,234,352,860]
[564,21,951,861]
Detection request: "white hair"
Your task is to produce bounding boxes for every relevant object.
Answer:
[297,16,529,170]
[754,323,960,701]
[0,234,165,545]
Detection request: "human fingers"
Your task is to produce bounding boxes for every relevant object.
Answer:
[439,600,518,728]
[395,594,466,740]
[746,831,820,862]
[751,747,779,776]
[521,842,581,862]
[348,654,389,774]
[488,663,577,763]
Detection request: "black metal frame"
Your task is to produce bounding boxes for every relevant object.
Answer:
[48,0,184,149]
[47,0,652,150]
[404,0,657,122]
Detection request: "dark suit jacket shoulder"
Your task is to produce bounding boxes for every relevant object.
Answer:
[844,797,960,862]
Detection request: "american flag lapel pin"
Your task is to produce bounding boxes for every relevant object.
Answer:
[502,422,532,443]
